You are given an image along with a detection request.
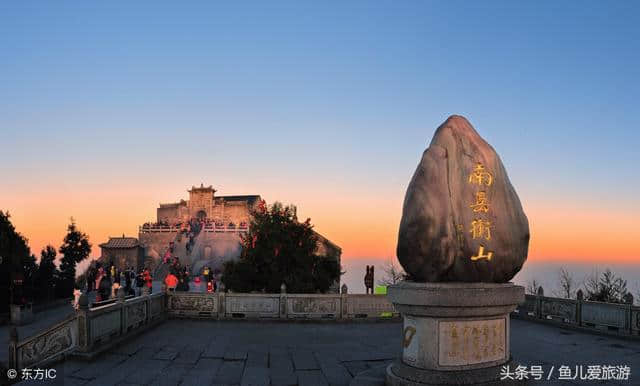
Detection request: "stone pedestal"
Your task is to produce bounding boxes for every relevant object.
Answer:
[386,281,524,385]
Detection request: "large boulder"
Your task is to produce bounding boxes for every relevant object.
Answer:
[397,115,529,283]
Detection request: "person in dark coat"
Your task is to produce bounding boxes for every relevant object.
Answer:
[98,274,112,302]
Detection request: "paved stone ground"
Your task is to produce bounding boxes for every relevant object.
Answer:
[15,318,640,386]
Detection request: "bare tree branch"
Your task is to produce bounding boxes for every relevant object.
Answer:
[377,259,406,286]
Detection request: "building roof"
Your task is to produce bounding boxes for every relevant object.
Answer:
[100,237,140,249]
[217,195,261,206]
[189,184,216,193]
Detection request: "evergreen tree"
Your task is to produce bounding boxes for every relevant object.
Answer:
[0,211,31,307]
[57,219,91,298]
[37,245,59,301]
[23,253,38,300]
[585,269,628,304]
[222,201,341,293]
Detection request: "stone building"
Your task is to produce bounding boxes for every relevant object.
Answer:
[99,235,145,271]
[156,184,260,226]
[137,184,342,291]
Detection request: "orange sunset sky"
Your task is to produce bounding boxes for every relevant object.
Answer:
[2,2,639,271]
[2,173,638,266]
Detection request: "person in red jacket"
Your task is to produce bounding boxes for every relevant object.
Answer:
[164,272,178,291]
[143,268,153,294]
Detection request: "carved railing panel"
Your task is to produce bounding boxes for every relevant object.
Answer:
[90,309,121,343]
[125,300,147,330]
[17,316,78,369]
[540,297,577,322]
[150,293,164,320]
[286,295,340,318]
[518,295,537,315]
[168,293,218,317]
[225,294,280,317]
[346,295,397,318]
[581,301,629,329]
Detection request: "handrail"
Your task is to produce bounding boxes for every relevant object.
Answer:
[513,293,637,336]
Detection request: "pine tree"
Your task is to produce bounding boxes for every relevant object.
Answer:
[37,245,59,301]
[22,253,38,300]
[222,201,341,293]
[57,219,91,298]
[585,269,628,303]
[0,211,31,307]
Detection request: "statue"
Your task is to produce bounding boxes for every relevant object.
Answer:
[364,265,375,294]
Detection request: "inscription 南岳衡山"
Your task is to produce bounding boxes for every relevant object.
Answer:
[438,318,506,366]
[468,162,495,262]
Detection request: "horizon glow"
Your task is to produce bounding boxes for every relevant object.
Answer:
[1,1,638,266]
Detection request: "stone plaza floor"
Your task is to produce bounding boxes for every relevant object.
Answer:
[12,317,640,386]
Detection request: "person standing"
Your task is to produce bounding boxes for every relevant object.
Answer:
[94,267,105,301]
[203,266,210,283]
[72,285,82,310]
[98,272,112,302]
[135,269,144,296]
[164,271,178,291]
[143,268,153,294]
[124,268,133,296]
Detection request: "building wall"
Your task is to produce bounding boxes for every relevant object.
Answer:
[157,206,178,223]
[100,247,144,271]
[188,190,214,218]
[221,202,251,224]
[139,232,176,261]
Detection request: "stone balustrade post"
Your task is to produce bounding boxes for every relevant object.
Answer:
[280,283,287,319]
[117,287,126,335]
[218,292,226,319]
[576,289,583,327]
[624,293,634,334]
[76,293,91,352]
[8,326,18,370]
[536,286,544,319]
[340,284,348,319]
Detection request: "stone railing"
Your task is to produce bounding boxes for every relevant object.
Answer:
[8,314,78,371]
[513,289,638,335]
[166,286,398,320]
[76,291,166,354]
[7,286,395,373]
[139,226,178,233]
[8,290,165,372]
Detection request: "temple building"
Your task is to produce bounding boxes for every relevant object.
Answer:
[99,235,145,271]
[98,184,341,291]
[156,184,261,226]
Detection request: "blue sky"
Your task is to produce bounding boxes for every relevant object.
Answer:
[1,1,639,261]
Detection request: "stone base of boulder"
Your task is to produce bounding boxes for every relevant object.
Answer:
[385,281,524,385]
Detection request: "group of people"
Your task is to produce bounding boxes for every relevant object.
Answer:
[201,265,223,293]
[161,260,224,293]
[141,220,171,228]
[163,263,191,292]
[85,262,153,303]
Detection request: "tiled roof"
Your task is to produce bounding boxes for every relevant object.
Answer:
[100,237,139,249]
